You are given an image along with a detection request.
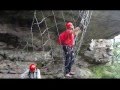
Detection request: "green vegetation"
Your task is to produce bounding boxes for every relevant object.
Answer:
[89,38,120,78]
[113,41,120,61]
[89,63,120,78]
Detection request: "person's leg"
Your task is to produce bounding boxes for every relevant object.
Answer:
[68,47,75,75]
[63,46,71,76]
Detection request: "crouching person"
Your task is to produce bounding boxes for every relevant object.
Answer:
[21,63,41,79]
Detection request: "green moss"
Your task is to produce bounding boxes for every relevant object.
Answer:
[89,63,120,78]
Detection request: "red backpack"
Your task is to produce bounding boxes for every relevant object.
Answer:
[57,31,67,45]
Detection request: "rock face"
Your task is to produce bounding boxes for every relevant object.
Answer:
[73,67,93,78]
[0,50,52,62]
[82,11,120,51]
[87,11,120,38]
[0,60,36,78]
[84,39,113,64]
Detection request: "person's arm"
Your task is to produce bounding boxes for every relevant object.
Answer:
[20,69,29,79]
[73,27,81,36]
[37,69,41,79]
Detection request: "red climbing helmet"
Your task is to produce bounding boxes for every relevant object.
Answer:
[65,22,73,29]
[29,64,36,72]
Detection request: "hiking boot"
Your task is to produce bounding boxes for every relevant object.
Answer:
[69,72,75,75]
[65,74,72,78]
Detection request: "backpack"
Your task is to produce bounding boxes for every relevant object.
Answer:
[57,31,67,45]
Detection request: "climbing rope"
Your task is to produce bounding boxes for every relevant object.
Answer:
[75,11,93,57]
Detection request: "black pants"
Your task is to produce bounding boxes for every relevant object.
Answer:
[63,46,75,74]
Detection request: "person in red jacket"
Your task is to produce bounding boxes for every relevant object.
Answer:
[58,22,81,77]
